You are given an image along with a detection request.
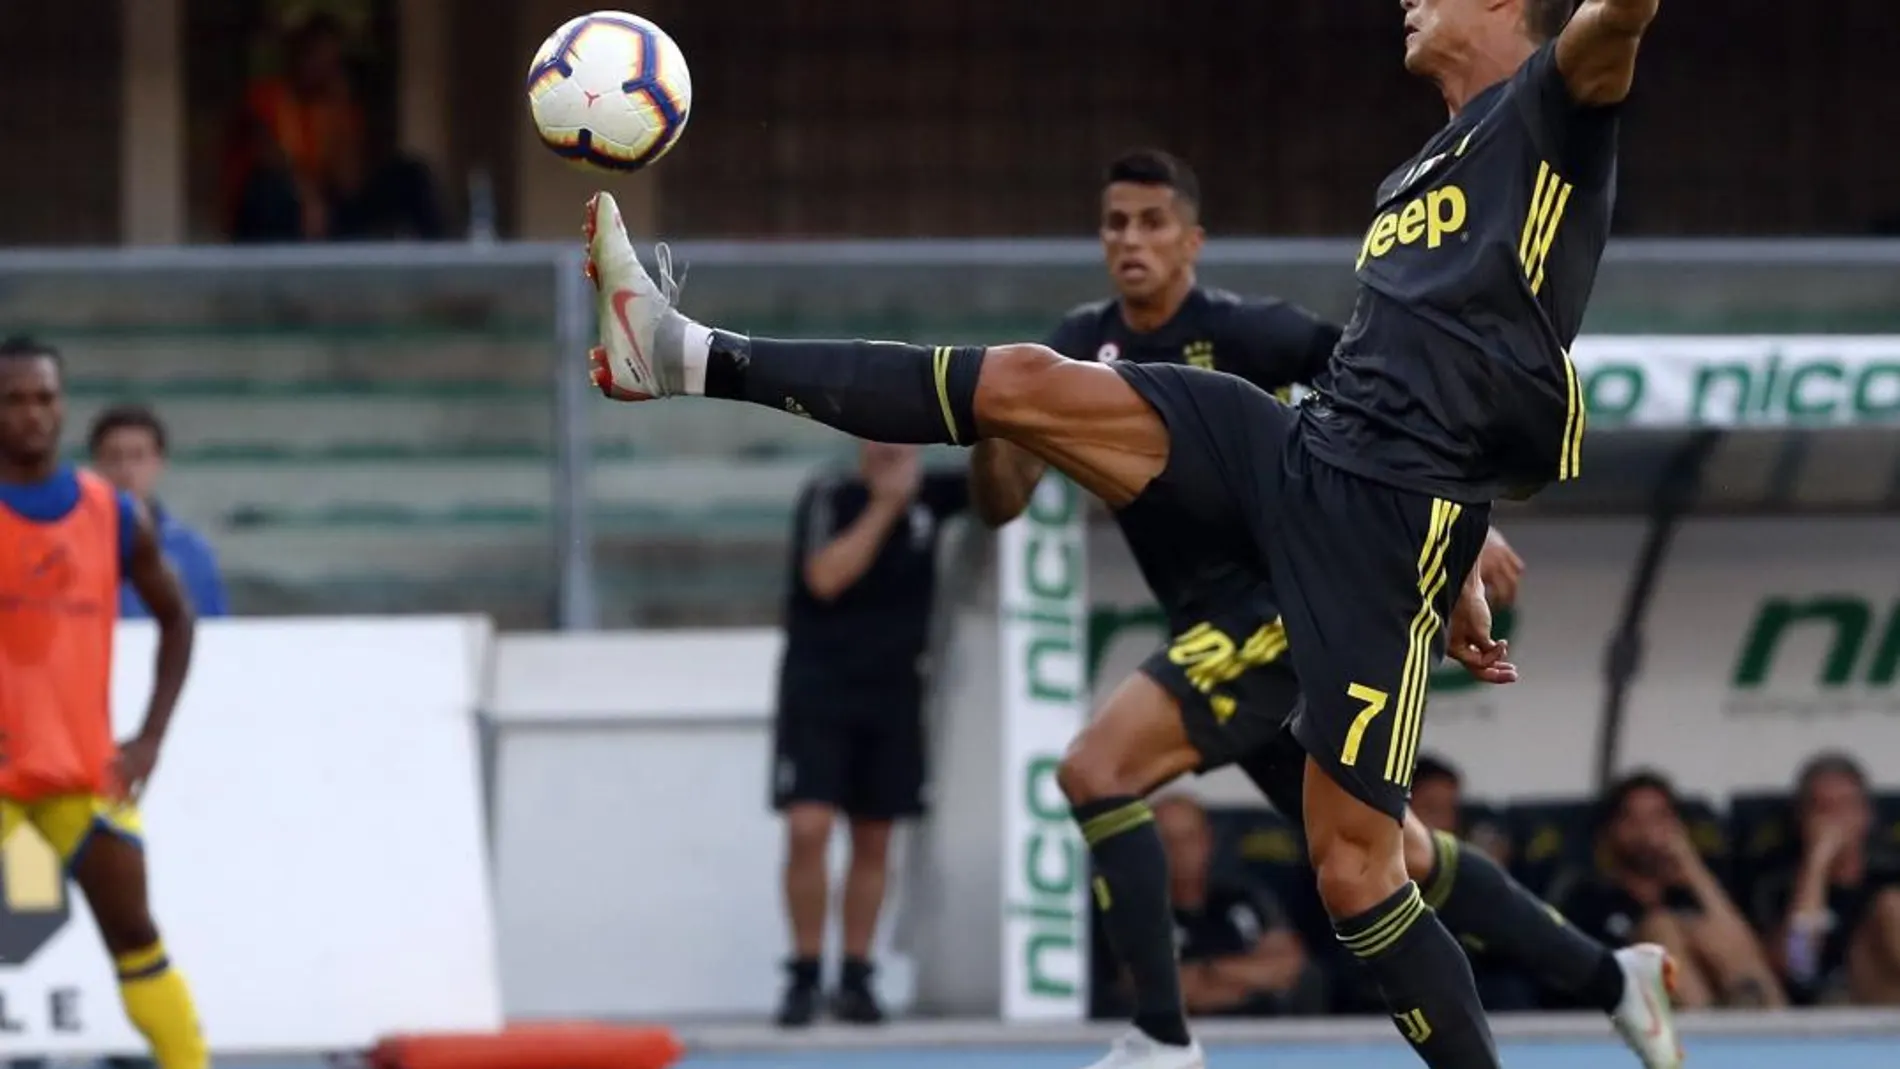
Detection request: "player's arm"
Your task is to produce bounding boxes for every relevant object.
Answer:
[1478,526,1524,608]
[800,480,908,602]
[969,441,1047,528]
[1555,0,1660,106]
[124,499,197,754]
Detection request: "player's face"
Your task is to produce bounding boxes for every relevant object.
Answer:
[1605,786,1678,876]
[1100,182,1203,303]
[1802,770,1872,846]
[0,357,63,467]
[92,426,165,500]
[1401,0,1489,76]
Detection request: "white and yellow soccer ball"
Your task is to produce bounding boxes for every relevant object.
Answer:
[526,11,692,173]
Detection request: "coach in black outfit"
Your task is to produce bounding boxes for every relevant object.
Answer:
[771,441,969,1027]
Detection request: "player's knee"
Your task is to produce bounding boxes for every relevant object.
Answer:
[972,343,1068,433]
[782,805,834,861]
[1308,822,1406,919]
[847,820,894,867]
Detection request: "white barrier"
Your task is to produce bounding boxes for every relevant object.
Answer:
[1,617,501,1056]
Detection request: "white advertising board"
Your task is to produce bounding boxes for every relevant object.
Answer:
[1572,336,1900,428]
[996,476,1090,1021]
[0,617,501,1056]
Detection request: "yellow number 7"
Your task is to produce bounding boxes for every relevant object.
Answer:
[1339,683,1389,767]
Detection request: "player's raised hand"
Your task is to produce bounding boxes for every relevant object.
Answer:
[1449,572,1518,685]
[1479,526,1524,608]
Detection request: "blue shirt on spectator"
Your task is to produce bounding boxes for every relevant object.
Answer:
[120,501,228,618]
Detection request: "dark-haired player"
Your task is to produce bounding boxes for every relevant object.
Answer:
[0,338,205,1069]
[581,0,1665,1063]
[968,149,1678,1068]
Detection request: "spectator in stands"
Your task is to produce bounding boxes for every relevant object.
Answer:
[770,444,968,1027]
[1553,771,1783,1008]
[1410,754,1464,838]
[88,405,229,618]
[1152,794,1323,1016]
[225,13,443,242]
[1755,753,1900,1005]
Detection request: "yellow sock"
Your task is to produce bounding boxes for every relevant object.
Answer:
[115,943,208,1069]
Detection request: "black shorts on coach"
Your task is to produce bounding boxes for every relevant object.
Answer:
[1114,361,1491,821]
[771,682,927,820]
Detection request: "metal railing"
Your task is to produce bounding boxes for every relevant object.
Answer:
[1,238,1896,629]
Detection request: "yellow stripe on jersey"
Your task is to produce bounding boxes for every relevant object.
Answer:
[1518,161,1574,295]
[932,345,960,444]
[1559,350,1586,481]
[1388,499,1461,785]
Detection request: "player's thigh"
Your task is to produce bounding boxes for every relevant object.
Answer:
[1272,465,1492,822]
[38,796,157,949]
[972,346,1169,509]
[844,696,927,821]
[1139,610,1300,779]
[771,702,852,812]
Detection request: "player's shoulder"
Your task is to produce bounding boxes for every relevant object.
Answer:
[1048,298,1116,356]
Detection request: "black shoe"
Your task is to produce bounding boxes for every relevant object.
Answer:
[775,957,823,1028]
[829,984,886,1024]
[776,982,821,1027]
[831,958,886,1024]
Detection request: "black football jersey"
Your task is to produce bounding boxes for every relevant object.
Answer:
[1046,286,1338,626]
[1301,43,1617,503]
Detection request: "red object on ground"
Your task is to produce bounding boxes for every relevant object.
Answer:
[369,1023,685,1069]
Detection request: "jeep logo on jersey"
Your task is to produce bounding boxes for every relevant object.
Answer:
[0,827,68,965]
[1357,186,1469,269]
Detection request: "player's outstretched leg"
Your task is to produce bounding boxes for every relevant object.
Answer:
[581,193,1168,509]
[1303,760,1501,1069]
[71,830,207,1069]
[1404,817,1682,1069]
[1058,673,1211,1069]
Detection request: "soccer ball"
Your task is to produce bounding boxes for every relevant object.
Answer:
[526,11,693,173]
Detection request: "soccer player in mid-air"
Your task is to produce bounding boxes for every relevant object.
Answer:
[965,147,1676,1068]
[582,0,1663,1064]
[0,338,206,1069]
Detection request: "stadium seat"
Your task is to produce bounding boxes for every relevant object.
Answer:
[1502,799,1595,897]
[1874,793,1900,851]
[1727,791,1796,906]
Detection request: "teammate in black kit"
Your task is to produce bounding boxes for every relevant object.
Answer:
[583,3,1665,1066]
[972,149,1673,1069]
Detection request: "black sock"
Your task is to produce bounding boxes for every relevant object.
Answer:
[1074,797,1190,1048]
[1336,882,1500,1069]
[1423,830,1625,1012]
[705,333,984,445]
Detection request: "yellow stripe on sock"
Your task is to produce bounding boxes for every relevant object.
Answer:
[1423,830,1460,911]
[932,345,961,444]
[1340,883,1427,959]
[116,943,170,980]
[1079,801,1154,846]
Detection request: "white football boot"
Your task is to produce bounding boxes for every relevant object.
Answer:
[1080,1030,1205,1069]
[583,190,691,401]
[1610,942,1684,1069]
